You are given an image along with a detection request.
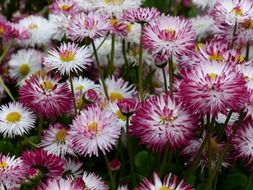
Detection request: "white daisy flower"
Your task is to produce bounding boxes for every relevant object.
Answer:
[193,0,217,10]
[92,0,143,16]
[0,102,36,138]
[16,15,53,47]
[81,171,109,190]
[101,76,135,102]
[43,42,92,75]
[64,158,84,179]
[95,37,124,67]
[117,185,129,190]
[8,49,43,83]
[38,178,83,190]
[40,123,75,157]
[190,15,215,39]
[124,23,141,44]
[49,13,70,41]
[74,0,94,11]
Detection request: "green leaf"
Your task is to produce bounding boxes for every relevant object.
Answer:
[134,151,154,176]
[197,183,206,190]
[0,140,15,155]
[220,173,248,190]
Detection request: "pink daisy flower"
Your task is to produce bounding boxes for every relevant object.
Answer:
[43,42,92,75]
[130,94,197,151]
[179,61,246,116]
[69,104,121,157]
[19,73,72,118]
[40,123,75,157]
[232,120,253,171]
[212,0,253,25]
[38,178,84,190]
[136,172,193,190]
[50,0,78,15]
[21,149,64,179]
[63,158,84,179]
[123,7,160,23]
[117,98,139,116]
[67,11,111,42]
[0,154,28,189]
[142,15,196,63]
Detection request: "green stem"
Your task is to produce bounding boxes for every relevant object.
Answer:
[207,132,213,189]
[122,39,129,68]
[231,22,238,49]
[69,74,77,115]
[104,155,116,190]
[159,147,172,176]
[162,66,168,93]
[0,76,15,101]
[38,116,43,142]
[91,40,109,99]
[244,172,253,190]
[0,41,12,65]
[245,41,250,61]
[138,23,144,101]
[126,116,136,186]
[23,136,38,148]
[168,55,174,97]
[205,111,246,190]
[108,34,115,76]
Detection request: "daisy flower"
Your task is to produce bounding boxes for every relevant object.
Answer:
[0,154,28,189]
[38,178,83,190]
[21,149,64,179]
[117,98,139,116]
[78,171,109,190]
[118,185,129,190]
[124,23,141,44]
[123,7,160,23]
[101,76,135,102]
[69,104,121,157]
[92,0,143,16]
[237,19,253,44]
[130,94,197,151]
[74,0,94,12]
[136,172,193,190]
[8,49,43,83]
[212,0,253,25]
[179,61,246,116]
[0,102,36,138]
[44,42,92,75]
[182,134,231,171]
[49,13,70,40]
[232,120,253,170]
[193,0,217,10]
[67,11,111,42]
[63,158,83,179]
[142,15,196,63]
[19,73,72,118]
[16,15,53,47]
[40,123,75,157]
[50,0,78,15]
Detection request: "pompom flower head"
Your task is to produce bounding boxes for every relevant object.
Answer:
[69,104,121,157]
[130,94,197,151]
[44,42,92,75]
[38,178,83,190]
[179,61,246,116]
[136,172,193,190]
[0,102,36,138]
[67,11,111,42]
[19,73,73,118]
[50,0,78,15]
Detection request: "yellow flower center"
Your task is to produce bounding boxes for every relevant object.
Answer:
[115,110,126,121]
[126,23,132,32]
[236,55,245,64]
[159,187,171,190]
[76,97,84,110]
[232,7,244,16]
[104,0,124,5]
[41,80,54,91]
[110,18,119,26]
[88,122,98,134]
[164,28,176,40]
[160,115,176,125]
[209,52,223,62]
[55,129,67,142]
[19,64,30,76]
[60,50,75,62]
[75,85,84,91]
[0,162,8,169]
[0,27,4,36]
[208,73,217,80]
[6,112,21,123]
[29,23,39,30]
[109,92,124,101]
[242,19,253,29]
[60,4,71,11]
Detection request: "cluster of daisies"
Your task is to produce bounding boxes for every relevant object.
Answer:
[0,0,253,189]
